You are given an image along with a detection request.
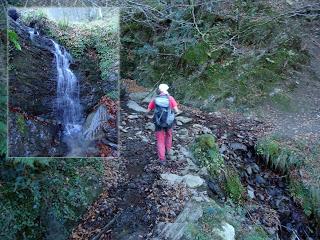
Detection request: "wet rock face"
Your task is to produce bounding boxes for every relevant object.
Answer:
[9,112,68,157]
[9,19,57,119]
[71,54,105,115]
[72,56,118,116]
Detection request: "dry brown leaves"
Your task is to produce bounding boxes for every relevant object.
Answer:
[97,143,112,158]
[147,180,190,222]
[99,95,118,117]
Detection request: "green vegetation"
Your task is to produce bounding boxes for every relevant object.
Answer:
[224,168,245,203]
[257,136,320,221]
[187,200,270,240]
[0,158,104,239]
[256,136,304,172]
[192,134,245,203]
[121,1,310,110]
[289,179,319,217]
[191,134,224,177]
[16,114,27,136]
[187,202,239,240]
[20,9,119,86]
[8,30,21,51]
[238,226,269,240]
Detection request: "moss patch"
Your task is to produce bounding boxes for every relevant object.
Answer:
[16,113,27,136]
[224,168,245,203]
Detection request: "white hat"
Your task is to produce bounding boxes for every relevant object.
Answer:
[159,84,169,94]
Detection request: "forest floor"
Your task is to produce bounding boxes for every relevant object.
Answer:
[70,80,318,240]
[256,22,320,143]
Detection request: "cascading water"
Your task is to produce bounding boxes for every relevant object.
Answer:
[51,40,83,136]
[26,26,110,156]
[27,28,83,136]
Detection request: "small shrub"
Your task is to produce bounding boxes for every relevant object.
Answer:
[191,134,225,177]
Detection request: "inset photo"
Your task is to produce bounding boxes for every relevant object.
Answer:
[7,7,119,157]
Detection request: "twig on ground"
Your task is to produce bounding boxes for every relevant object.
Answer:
[91,212,121,240]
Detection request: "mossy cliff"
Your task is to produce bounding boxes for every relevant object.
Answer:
[121,1,314,111]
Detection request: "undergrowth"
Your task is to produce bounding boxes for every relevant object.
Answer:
[20,9,119,87]
[121,1,311,111]
[191,134,224,177]
[0,158,104,240]
[256,136,320,221]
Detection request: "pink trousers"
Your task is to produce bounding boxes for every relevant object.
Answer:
[155,128,173,161]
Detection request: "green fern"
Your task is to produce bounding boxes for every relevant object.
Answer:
[256,137,303,172]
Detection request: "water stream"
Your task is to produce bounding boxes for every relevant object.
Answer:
[51,40,83,136]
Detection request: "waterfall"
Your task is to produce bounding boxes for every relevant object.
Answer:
[27,27,83,136]
[25,26,105,156]
[51,40,83,136]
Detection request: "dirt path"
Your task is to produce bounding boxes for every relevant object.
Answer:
[70,95,193,239]
[70,91,262,239]
[70,83,318,239]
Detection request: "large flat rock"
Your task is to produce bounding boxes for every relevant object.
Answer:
[160,173,204,188]
[127,100,147,113]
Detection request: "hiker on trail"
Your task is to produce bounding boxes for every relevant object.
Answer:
[145,84,179,164]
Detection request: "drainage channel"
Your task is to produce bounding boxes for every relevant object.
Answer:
[230,145,318,239]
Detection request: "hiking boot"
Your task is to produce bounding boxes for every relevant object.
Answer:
[159,159,166,165]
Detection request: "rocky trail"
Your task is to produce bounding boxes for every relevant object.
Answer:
[71,83,318,240]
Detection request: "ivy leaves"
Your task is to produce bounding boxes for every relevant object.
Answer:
[8,29,21,51]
